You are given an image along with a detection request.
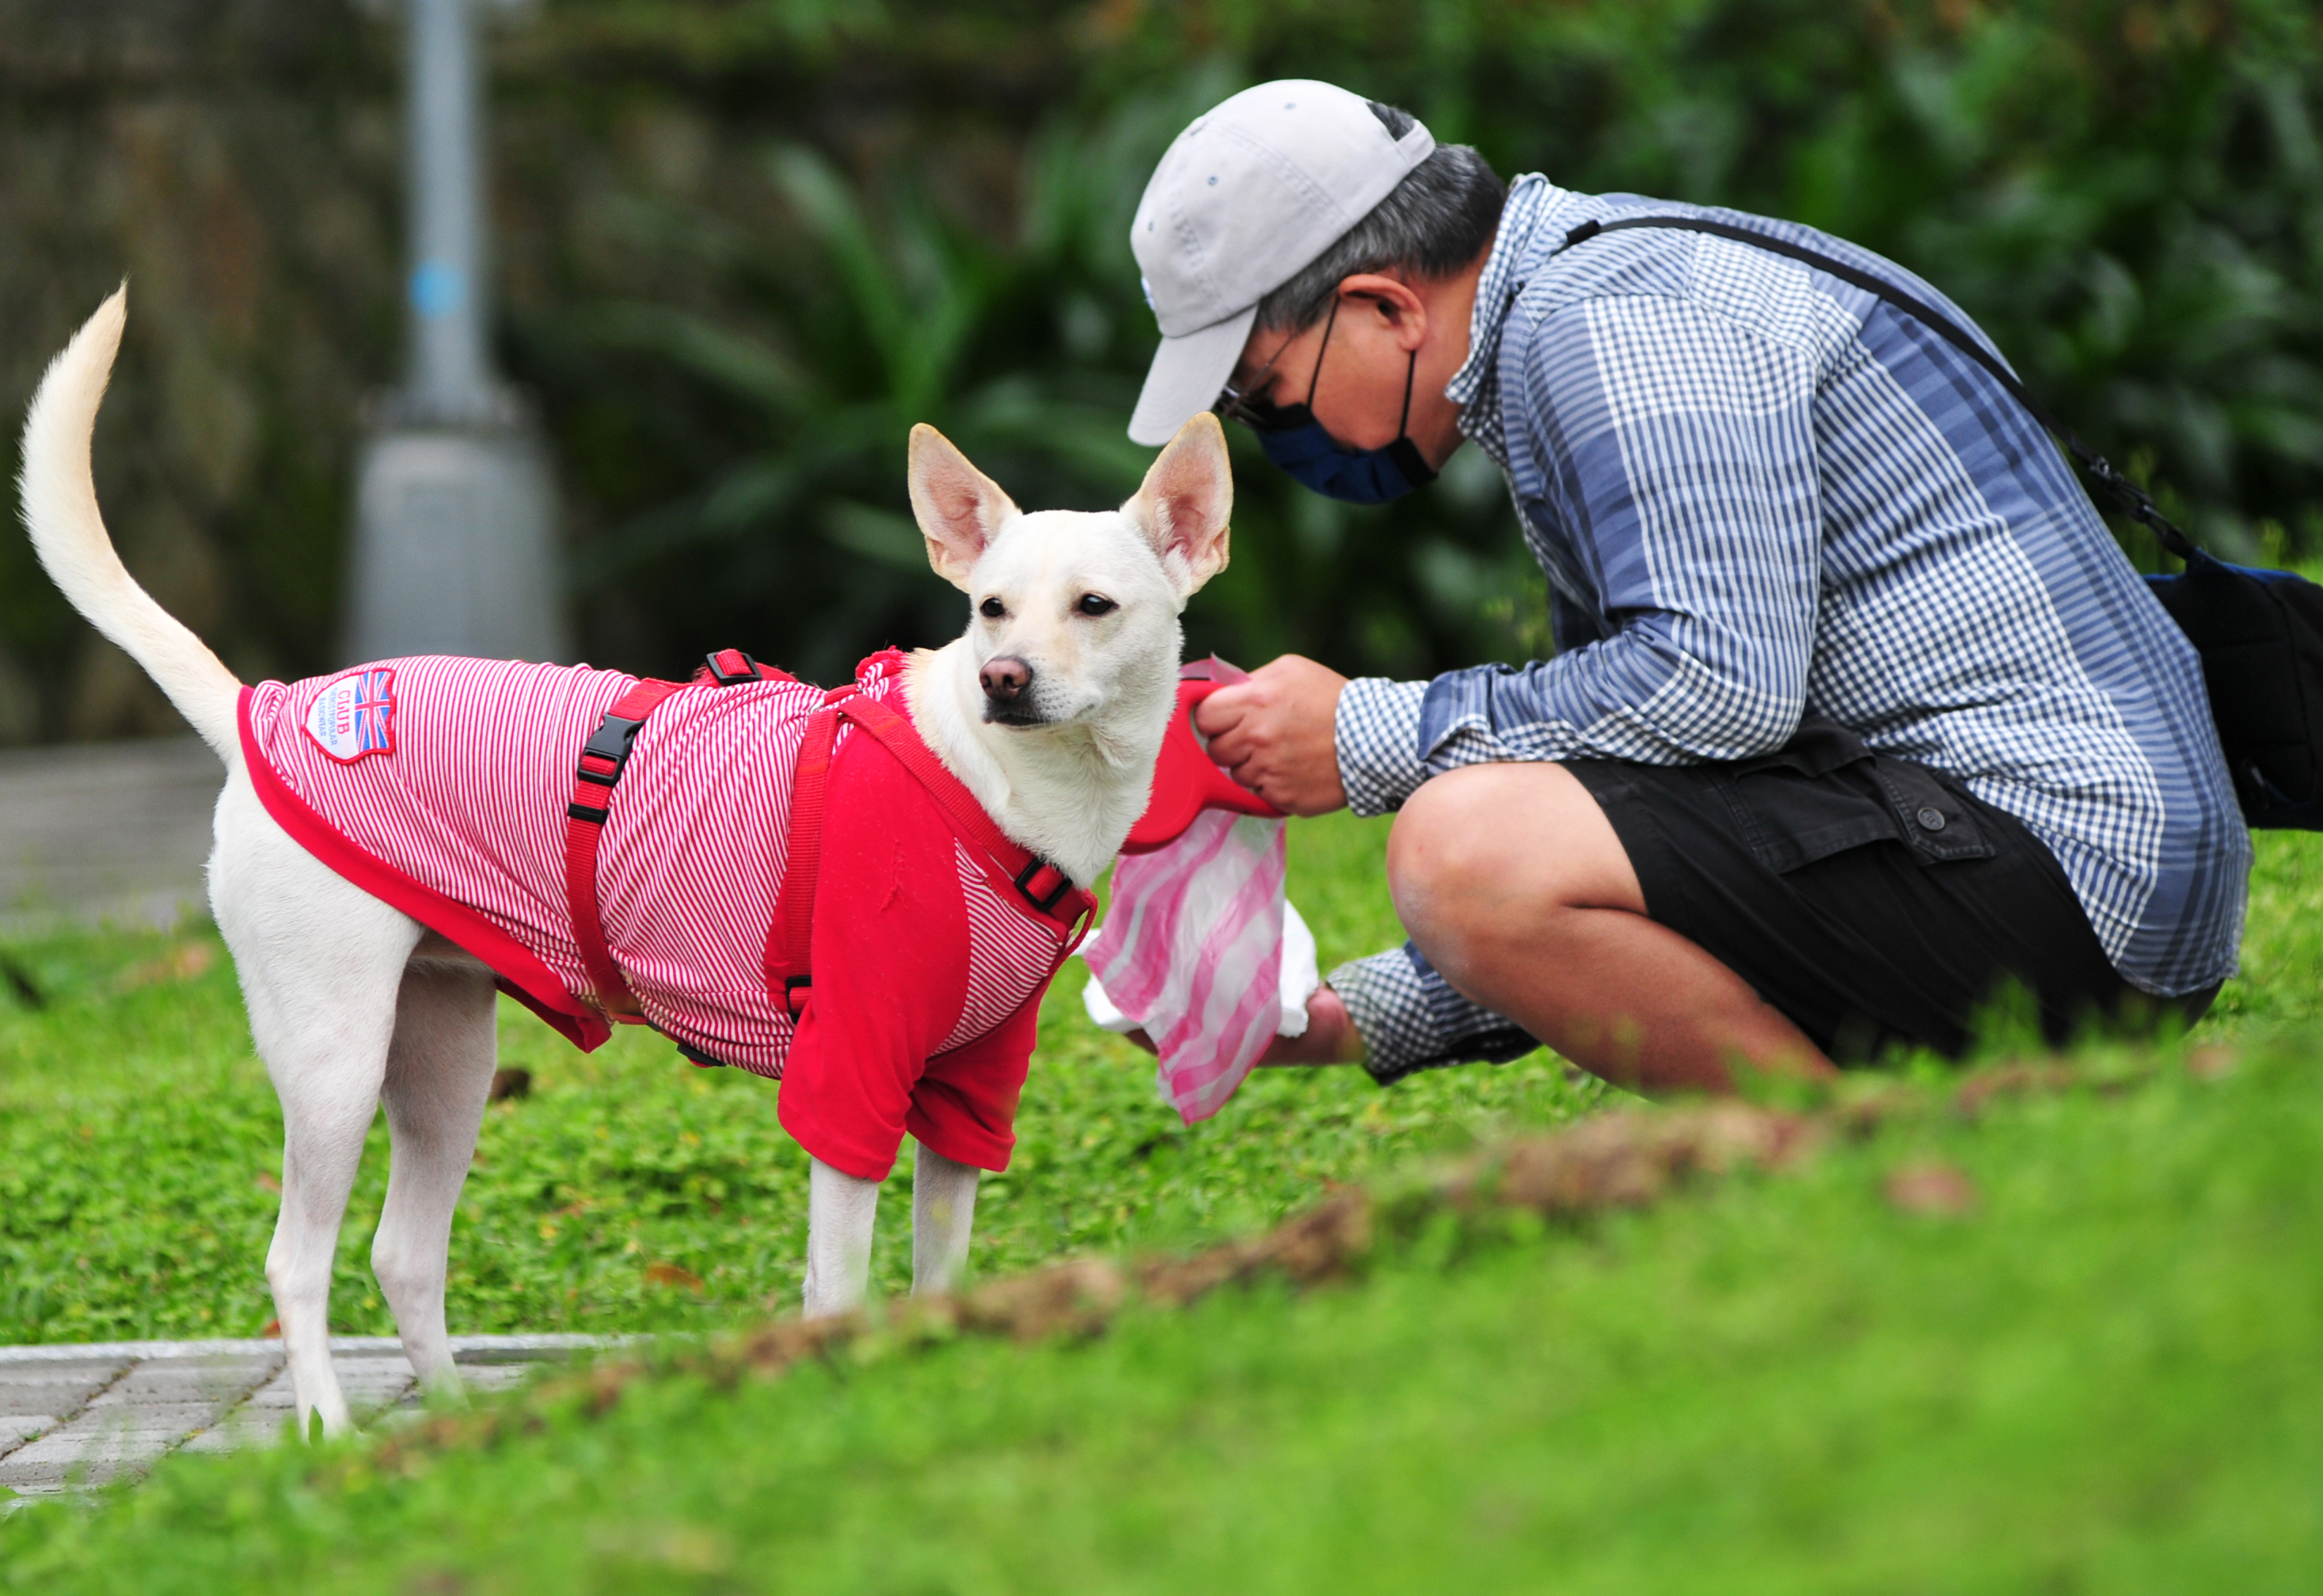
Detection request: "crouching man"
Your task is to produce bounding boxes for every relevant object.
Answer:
[1124,81,2248,1093]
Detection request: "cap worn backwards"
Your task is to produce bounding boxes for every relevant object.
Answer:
[1127,81,1434,447]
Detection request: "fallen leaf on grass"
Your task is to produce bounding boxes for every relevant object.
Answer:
[255,1171,280,1194]
[1953,1062,2078,1118]
[644,1262,705,1292]
[2186,1044,2237,1081]
[117,941,216,991]
[1884,1163,1978,1216]
[261,1318,280,1337]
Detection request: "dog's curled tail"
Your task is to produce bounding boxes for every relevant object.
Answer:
[18,287,242,763]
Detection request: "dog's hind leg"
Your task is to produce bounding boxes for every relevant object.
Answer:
[910,1141,981,1296]
[371,953,498,1398]
[213,775,421,1438]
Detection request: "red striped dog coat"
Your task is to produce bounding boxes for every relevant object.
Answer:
[237,650,1093,1179]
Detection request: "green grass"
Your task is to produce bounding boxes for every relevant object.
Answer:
[6,1034,2319,1590]
[4,819,2321,1590]
[0,812,1602,1343]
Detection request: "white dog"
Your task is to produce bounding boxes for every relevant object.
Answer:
[18,289,1230,1435]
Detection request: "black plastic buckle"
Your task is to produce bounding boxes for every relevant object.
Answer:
[783,974,812,1019]
[1014,857,1073,915]
[703,650,763,687]
[571,712,648,826]
[582,713,646,768]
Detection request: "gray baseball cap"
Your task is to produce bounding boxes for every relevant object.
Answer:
[1127,81,1435,447]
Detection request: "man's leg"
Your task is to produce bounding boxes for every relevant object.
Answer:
[1374,762,1832,1094]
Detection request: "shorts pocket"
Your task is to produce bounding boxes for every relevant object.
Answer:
[1717,765,1899,873]
[1716,716,1995,873]
[1865,758,1995,865]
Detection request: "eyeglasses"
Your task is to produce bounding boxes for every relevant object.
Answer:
[1213,329,1301,432]
[1213,298,1340,433]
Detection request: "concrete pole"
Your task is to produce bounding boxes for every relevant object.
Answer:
[405,0,493,423]
[345,0,570,664]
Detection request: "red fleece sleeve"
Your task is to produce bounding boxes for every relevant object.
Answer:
[775,738,971,1181]
[905,991,1043,1173]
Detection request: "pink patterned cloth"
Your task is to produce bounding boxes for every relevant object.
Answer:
[1077,662,1318,1126]
[1082,807,1291,1124]
[236,653,1067,1111]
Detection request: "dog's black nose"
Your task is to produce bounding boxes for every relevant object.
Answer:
[979,656,1033,703]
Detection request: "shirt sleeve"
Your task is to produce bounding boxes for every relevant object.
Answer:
[1335,678,1430,819]
[905,990,1042,1173]
[1335,294,1825,815]
[1327,944,1538,1084]
[776,745,971,1181]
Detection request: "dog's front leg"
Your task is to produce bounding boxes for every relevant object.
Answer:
[802,1158,880,1317]
[911,1141,981,1296]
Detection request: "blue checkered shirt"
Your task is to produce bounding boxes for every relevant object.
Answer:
[1329,176,2250,1083]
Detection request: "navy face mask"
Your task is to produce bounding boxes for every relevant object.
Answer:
[1220,300,1439,506]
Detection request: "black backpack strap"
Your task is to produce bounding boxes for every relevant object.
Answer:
[1562,215,2200,563]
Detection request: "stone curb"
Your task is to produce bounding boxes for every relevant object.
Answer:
[0,1335,608,1366]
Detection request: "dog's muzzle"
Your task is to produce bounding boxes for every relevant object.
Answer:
[979,656,1043,725]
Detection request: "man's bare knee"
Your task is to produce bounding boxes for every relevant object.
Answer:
[1386,766,1511,946]
[1388,763,1644,964]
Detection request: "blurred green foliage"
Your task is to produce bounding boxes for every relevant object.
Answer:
[516,0,2323,683]
[2,0,2313,716]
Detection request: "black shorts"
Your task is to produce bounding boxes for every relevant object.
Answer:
[1564,717,2215,1062]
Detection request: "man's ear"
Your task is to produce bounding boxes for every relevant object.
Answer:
[1123,412,1233,601]
[908,424,1021,591]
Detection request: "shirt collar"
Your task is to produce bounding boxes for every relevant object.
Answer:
[1446,176,1571,467]
[1446,174,1563,412]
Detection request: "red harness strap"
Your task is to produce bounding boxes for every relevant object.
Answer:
[561,650,794,1020]
[765,687,1097,1020]
[562,678,685,1020]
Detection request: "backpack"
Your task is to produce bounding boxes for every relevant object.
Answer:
[1564,215,2323,830]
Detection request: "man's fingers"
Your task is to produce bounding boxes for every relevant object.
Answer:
[1193,682,1253,738]
[1205,726,1258,773]
[1198,686,1266,773]
[1186,652,1348,814]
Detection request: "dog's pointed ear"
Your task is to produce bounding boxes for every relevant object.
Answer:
[909,424,1020,591]
[1123,412,1232,602]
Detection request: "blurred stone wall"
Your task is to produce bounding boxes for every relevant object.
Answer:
[0,2,401,742]
[0,1,1044,743]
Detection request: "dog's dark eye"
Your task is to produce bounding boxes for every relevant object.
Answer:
[1076,594,1118,618]
[979,597,1006,619]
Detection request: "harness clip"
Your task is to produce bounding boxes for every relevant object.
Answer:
[581,714,647,770]
[1014,857,1074,915]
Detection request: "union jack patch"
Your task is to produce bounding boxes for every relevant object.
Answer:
[302,667,397,763]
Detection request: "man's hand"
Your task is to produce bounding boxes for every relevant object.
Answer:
[1196,654,1349,815]
[1120,984,1363,1067]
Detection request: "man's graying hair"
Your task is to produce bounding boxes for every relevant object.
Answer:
[1253,101,1506,335]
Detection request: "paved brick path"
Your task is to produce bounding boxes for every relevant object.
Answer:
[0,1336,599,1499]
